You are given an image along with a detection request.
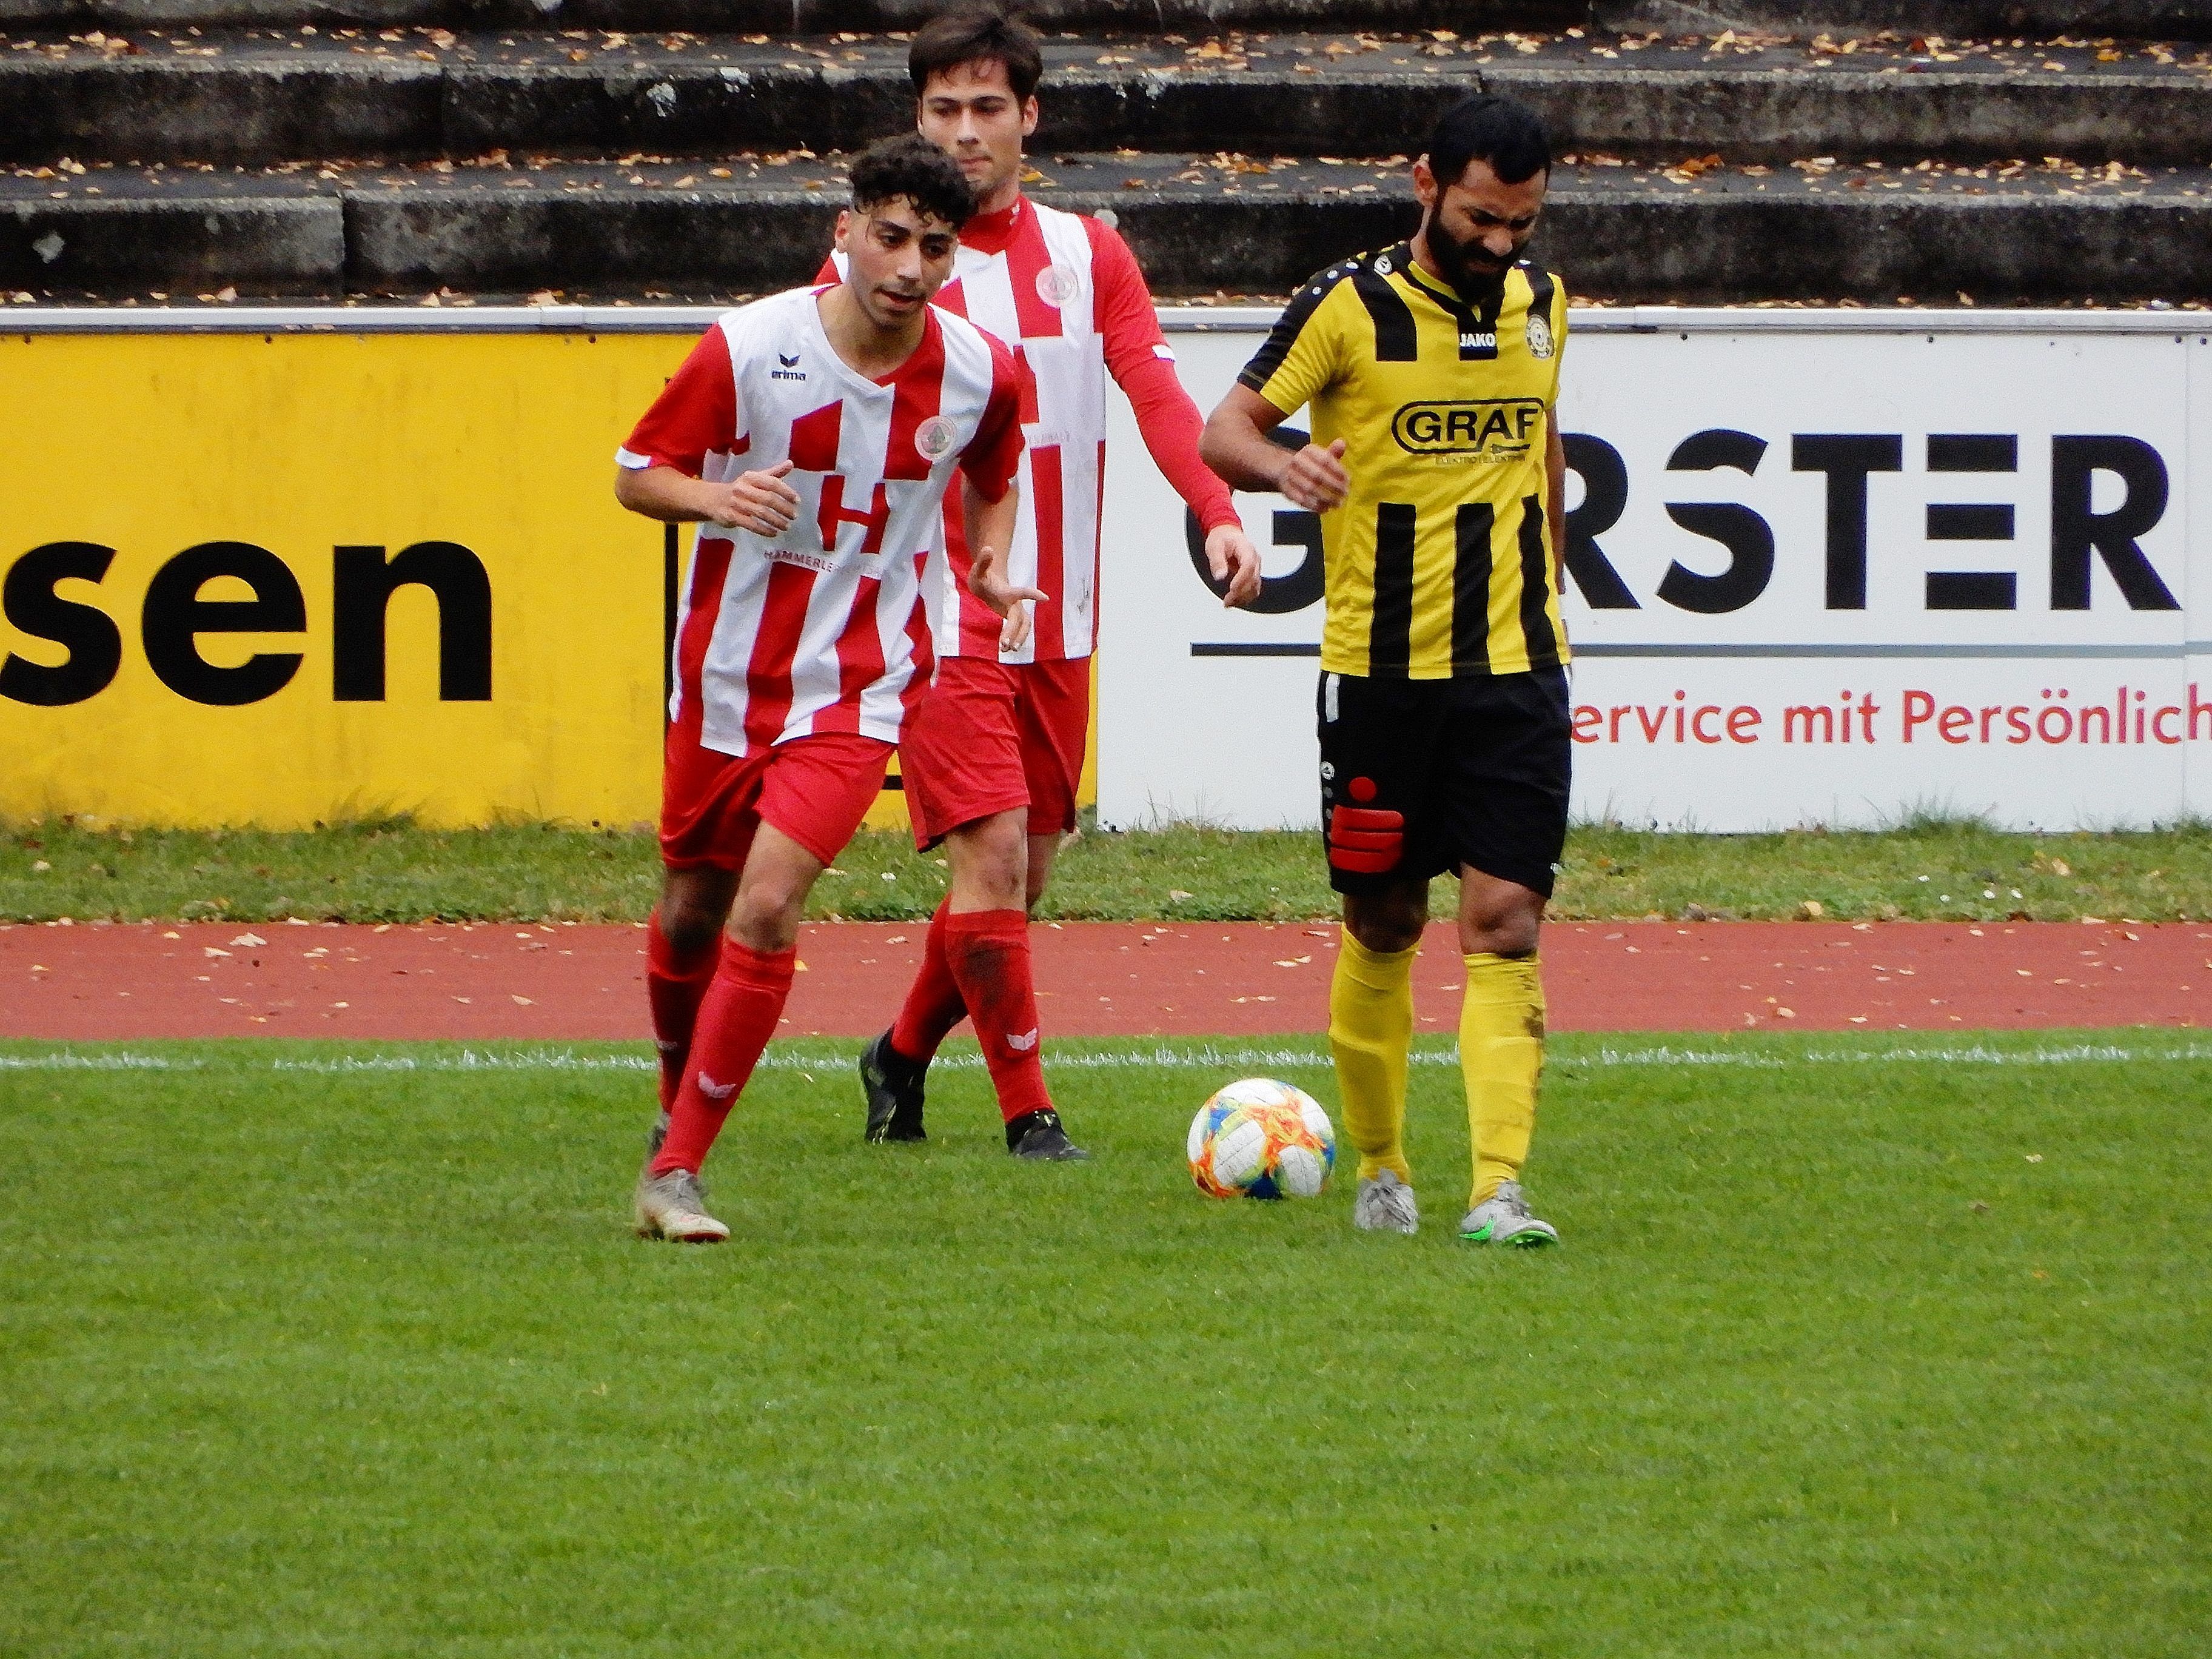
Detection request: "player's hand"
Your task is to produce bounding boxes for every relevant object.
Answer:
[1204,523,1264,609]
[703,460,800,536]
[968,541,1047,652]
[1279,439,1350,513]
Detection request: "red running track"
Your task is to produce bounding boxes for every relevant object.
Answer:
[1,918,2205,1040]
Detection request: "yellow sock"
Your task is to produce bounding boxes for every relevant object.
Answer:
[1461,952,1545,1207]
[1329,934,1416,1184]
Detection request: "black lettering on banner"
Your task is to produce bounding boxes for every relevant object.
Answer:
[332,541,493,702]
[1658,429,1774,615]
[1791,434,1902,610]
[140,541,305,706]
[1925,432,2018,611]
[2049,436,2178,611]
[0,541,122,706]
[1185,425,1324,614]
[1559,434,1637,609]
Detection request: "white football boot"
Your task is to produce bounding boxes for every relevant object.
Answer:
[1458,1179,1558,1248]
[634,1167,729,1243]
[1352,1169,1419,1234]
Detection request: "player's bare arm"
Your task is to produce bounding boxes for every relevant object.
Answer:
[960,476,1045,651]
[1203,525,1265,609]
[614,459,801,537]
[1200,385,1351,514]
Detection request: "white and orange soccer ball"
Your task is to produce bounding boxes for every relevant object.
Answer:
[1187,1078,1337,1200]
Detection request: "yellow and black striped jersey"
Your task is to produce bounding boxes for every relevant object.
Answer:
[1238,243,1569,679]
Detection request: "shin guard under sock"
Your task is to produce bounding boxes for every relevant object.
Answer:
[888,897,967,1065]
[1329,933,1416,1184]
[943,908,1050,1122]
[1461,952,1545,1207]
[651,937,796,1176]
[646,910,722,1111]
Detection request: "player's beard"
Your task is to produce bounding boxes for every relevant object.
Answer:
[1422,205,1511,306]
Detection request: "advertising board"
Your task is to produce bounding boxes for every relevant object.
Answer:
[1099,311,2211,832]
[4,307,2203,834]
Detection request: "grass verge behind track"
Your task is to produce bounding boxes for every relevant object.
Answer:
[3,1032,2205,1657]
[4,815,2209,925]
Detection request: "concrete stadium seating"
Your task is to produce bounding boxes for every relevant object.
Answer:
[4,2,2209,302]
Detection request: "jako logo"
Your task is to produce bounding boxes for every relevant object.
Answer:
[1459,331,1497,352]
[1392,399,1545,455]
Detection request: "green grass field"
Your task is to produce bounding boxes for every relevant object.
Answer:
[5,1033,2206,1657]
[4,814,2210,925]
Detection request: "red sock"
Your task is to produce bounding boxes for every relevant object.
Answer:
[943,908,1051,1122]
[888,897,967,1065]
[646,910,721,1110]
[651,937,796,1176]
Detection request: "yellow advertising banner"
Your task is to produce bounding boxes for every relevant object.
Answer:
[0,320,1094,830]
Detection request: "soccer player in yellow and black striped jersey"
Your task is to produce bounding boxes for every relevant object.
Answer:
[1202,94,1568,1247]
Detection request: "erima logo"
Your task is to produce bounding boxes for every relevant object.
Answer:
[697,1073,737,1100]
[1007,1028,1039,1052]
[1392,397,1546,455]
[1460,331,1496,351]
[770,352,806,382]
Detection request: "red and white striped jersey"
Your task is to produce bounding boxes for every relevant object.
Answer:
[828,197,1238,665]
[617,285,1022,757]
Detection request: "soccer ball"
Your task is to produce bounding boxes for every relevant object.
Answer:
[1187,1079,1336,1200]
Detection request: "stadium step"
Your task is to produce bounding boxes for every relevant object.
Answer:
[10,153,2209,306]
[5,1,2208,37]
[8,30,2211,170]
[5,17,2211,304]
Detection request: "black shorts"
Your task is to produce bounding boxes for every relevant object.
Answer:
[1316,667,1571,898]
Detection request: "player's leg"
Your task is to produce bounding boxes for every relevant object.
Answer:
[868,658,1082,1158]
[1318,671,1440,1233]
[865,659,1021,1138]
[1446,669,1571,1248]
[939,805,1083,1158]
[1013,654,1088,913]
[637,720,756,1235]
[648,865,737,1123]
[642,735,889,1240]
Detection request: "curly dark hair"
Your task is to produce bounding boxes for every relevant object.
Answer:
[908,4,1043,102]
[847,132,976,227]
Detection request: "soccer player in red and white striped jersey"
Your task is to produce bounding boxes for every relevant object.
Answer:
[844,7,1263,1161]
[614,135,1040,1242]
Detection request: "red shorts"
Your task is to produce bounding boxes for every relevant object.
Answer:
[900,654,1090,851]
[660,726,892,872]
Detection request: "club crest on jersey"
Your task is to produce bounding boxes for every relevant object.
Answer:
[1034,263,1081,307]
[914,414,959,462]
[1525,315,1555,358]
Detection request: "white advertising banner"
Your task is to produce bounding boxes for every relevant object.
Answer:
[1100,309,2211,833]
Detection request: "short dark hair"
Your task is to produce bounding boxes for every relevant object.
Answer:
[848,132,976,228]
[1427,93,1550,188]
[908,4,1044,103]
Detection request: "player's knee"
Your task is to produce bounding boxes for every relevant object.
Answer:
[1463,897,1543,959]
[1344,890,1427,955]
[951,811,1028,908]
[727,885,805,954]
[658,876,733,957]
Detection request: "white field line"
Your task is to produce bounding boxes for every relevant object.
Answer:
[3,1040,2210,1076]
